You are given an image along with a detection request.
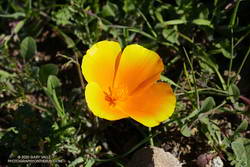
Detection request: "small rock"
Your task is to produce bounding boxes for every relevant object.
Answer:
[196,153,214,167]
[126,146,182,167]
[196,154,223,167]
[211,156,223,167]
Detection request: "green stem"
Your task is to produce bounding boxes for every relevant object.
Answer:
[227,28,234,87]
[149,127,154,146]
[190,100,227,128]
[232,46,250,83]
[176,88,229,96]
[178,32,227,91]
[197,56,227,91]
[183,47,200,109]
[25,101,48,112]
[74,49,85,92]
[138,9,157,38]
[214,68,227,91]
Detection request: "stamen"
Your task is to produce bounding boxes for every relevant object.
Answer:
[105,95,116,106]
[104,86,128,106]
[104,87,116,106]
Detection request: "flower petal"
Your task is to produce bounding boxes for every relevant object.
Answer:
[114,44,164,95]
[118,82,176,127]
[85,82,128,120]
[82,41,121,91]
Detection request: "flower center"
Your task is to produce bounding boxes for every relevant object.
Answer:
[104,87,116,106]
[105,94,116,106]
[104,86,128,106]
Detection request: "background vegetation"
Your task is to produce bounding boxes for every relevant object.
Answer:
[0,0,250,166]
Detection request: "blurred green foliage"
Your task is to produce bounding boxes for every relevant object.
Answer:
[0,0,250,166]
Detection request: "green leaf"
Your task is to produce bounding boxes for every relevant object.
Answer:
[176,0,181,6]
[85,159,95,167]
[0,12,25,19]
[235,120,248,133]
[64,144,81,154]
[52,26,75,48]
[235,138,250,166]
[198,6,209,19]
[229,0,241,28]
[0,127,18,140]
[20,36,37,60]
[184,109,199,121]
[47,75,61,93]
[68,157,84,167]
[181,124,192,137]
[4,82,16,93]
[162,28,179,45]
[201,117,222,145]
[231,139,248,167]
[0,70,16,79]
[215,41,233,59]
[198,50,219,70]
[45,75,64,118]
[222,137,231,148]
[52,7,72,26]
[39,64,59,85]
[123,0,136,13]
[102,2,117,17]
[161,19,187,26]
[14,20,25,34]
[160,75,181,88]
[192,19,213,28]
[155,11,163,23]
[200,97,216,113]
[228,83,240,99]
[128,28,155,40]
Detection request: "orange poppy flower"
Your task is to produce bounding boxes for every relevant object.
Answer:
[81,41,176,127]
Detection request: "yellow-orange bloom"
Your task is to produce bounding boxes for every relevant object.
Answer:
[81,41,176,127]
